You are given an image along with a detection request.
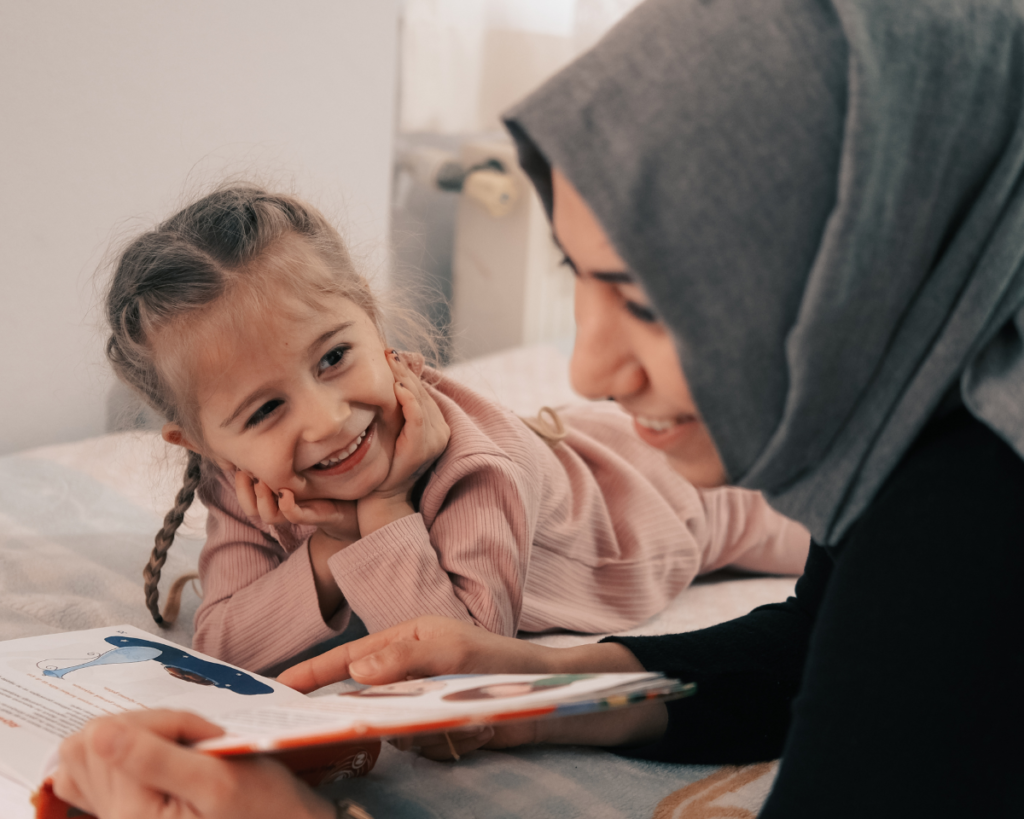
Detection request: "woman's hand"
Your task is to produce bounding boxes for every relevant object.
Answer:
[53,710,333,819]
[356,351,450,536]
[278,616,557,692]
[277,616,664,759]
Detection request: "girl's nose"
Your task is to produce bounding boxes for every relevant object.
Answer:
[302,390,352,442]
[569,279,646,400]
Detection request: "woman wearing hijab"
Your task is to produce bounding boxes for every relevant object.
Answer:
[53,0,1024,817]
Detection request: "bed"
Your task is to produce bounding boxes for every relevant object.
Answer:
[0,343,794,818]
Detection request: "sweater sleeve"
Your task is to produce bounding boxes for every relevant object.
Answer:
[326,456,533,636]
[193,475,349,673]
[605,541,830,763]
[697,486,811,576]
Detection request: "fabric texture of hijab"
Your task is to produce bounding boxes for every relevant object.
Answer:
[504,0,1024,545]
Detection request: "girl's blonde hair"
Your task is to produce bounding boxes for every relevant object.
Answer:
[106,184,384,626]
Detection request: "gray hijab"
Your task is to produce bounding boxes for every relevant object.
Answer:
[505,0,1024,546]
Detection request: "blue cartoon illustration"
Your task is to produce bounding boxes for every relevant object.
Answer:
[38,635,273,695]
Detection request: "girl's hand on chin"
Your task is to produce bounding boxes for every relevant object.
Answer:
[357,350,451,535]
[234,472,359,543]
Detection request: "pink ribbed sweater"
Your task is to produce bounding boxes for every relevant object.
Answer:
[193,363,809,672]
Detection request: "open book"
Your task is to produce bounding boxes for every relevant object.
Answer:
[0,625,694,819]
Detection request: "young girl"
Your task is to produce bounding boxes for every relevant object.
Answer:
[107,184,809,672]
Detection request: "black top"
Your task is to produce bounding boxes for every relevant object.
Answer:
[607,408,1024,815]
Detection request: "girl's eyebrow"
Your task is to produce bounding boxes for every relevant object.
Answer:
[221,321,356,428]
[222,385,273,428]
[307,321,354,355]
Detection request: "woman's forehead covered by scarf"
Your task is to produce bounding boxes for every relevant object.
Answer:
[505,0,1024,544]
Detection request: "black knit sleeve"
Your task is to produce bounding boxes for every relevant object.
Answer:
[604,542,832,763]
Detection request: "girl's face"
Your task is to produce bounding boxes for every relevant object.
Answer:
[552,168,727,487]
[162,250,402,503]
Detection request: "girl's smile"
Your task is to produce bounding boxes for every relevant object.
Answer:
[305,419,373,475]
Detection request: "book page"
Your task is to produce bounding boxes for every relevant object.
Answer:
[0,625,301,788]
[0,771,35,819]
[200,672,687,753]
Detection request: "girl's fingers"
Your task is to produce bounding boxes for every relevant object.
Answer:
[234,470,260,518]
[392,378,419,419]
[377,354,449,495]
[253,479,285,525]
[279,492,358,541]
[386,348,412,381]
[276,489,309,525]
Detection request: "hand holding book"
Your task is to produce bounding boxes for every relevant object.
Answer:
[52,710,335,819]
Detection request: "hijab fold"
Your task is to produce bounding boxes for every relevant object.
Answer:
[505,0,1024,545]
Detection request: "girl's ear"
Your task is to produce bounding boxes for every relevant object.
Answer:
[162,423,200,454]
[163,423,237,474]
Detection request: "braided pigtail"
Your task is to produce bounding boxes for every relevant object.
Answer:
[144,449,203,626]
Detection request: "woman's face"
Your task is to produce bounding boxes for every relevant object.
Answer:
[552,168,727,487]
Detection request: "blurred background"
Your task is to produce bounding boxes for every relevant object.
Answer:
[0,0,641,456]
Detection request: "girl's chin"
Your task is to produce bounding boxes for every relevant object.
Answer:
[311,451,393,501]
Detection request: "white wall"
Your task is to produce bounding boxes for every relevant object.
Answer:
[0,1,399,455]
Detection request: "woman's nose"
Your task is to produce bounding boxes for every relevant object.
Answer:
[569,279,646,400]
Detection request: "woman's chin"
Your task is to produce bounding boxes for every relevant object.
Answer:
[664,442,728,487]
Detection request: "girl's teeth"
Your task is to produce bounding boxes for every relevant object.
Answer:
[635,416,678,433]
[316,431,366,468]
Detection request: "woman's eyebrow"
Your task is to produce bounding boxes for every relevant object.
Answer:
[592,271,635,284]
[551,233,634,282]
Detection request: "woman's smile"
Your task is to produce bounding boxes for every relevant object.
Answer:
[630,413,700,450]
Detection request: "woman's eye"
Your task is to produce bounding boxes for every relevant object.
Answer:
[558,253,579,276]
[318,345,349,373]
[624,300,659,324]
[245,399,283,429]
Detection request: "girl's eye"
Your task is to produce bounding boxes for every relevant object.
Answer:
[245,399,283,429]
[558,253,579,276]
[318,345,349,373]
[624,300,659,324]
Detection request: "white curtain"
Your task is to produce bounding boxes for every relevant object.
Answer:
[399,0,642,134]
